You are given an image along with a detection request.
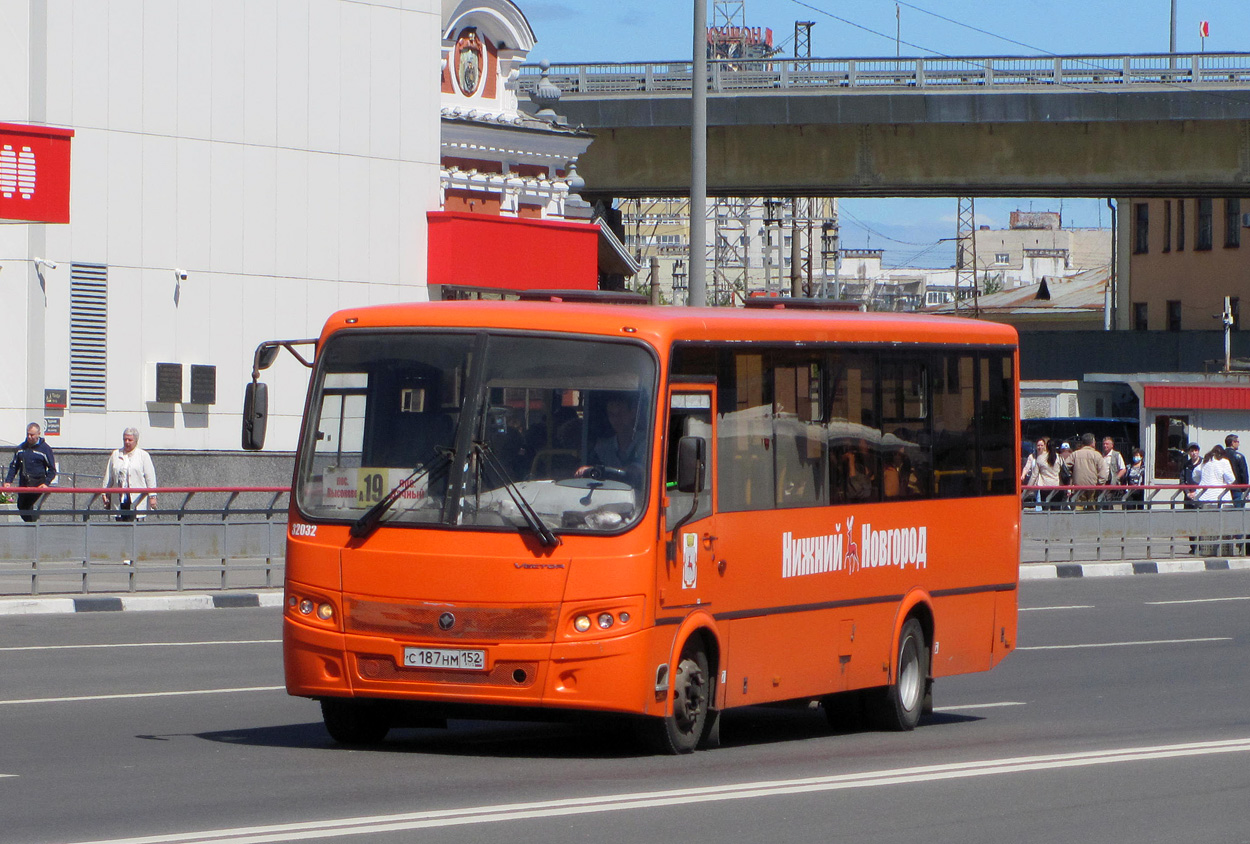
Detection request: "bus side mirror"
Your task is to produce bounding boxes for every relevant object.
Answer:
[242,381,268,451]
[676,436,706,493]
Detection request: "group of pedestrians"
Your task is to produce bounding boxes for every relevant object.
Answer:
[4,424,157,522]
[1021,432,1145,510]
[1022,430,1250,514]
[1180,434,1249,508]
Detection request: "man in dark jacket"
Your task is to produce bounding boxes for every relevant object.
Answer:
[1181,443,1203,554]
[1224,434,1248,505]
[4,423,57,522]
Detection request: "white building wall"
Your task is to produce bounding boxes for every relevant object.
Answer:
[0,0,441,452]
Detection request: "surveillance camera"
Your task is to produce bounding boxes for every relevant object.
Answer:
[174,268,188,281]
[34,257,56,270]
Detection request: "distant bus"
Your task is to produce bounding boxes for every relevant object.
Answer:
[248,300,1020,753]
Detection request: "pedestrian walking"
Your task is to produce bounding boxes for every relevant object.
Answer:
[1123,447,1147,510]
[3,422,56,522]
[1070,433,1103,509]
[1022,436,1062,509]
[1196,443,1236,555]
[1181,443,1203,553]
[104,427,158,521]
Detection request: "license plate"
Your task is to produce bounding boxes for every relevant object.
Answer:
[403,647,486,671]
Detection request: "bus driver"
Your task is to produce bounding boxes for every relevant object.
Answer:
[577,393,645,485]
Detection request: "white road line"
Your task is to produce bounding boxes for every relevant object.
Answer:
[0,640,280,653]
[1146,596,1250,605]
[1020,605,1093,611]
[59,737,1250,844]
[1018,637,1232,651]
[0,686,284,706]
[933,701,1026,711]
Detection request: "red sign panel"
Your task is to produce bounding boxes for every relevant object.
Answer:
[0,122,73,224]
[1144,384,1250,411]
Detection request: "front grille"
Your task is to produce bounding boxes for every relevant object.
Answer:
[345,598,557,641]
[356,655,538,687]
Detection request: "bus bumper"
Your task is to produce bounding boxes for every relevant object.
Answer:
[284,616,657,715]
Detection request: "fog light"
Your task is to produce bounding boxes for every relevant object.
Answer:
[317,603,334,620]
[619,612,631,624]
[287,595,297,608]
[298,599,314,615]
[574,615,591,632]
[597,613,614,629]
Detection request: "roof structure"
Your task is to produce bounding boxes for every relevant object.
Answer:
[927,265,1109,329]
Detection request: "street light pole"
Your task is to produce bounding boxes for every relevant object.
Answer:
[689,0,708,307]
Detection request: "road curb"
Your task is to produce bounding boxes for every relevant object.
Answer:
[1020,558,1250,580]
[0,590,284,616]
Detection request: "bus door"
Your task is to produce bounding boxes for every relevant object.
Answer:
[659,384,718,613]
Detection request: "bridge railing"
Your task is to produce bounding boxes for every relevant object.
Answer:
[0,486,289,596]
[519,52,1250,96]
[1020,483,1250,564]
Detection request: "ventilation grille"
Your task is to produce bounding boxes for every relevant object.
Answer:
[69,263,107,409]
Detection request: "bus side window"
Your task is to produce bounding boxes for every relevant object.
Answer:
[829,353,881,504]
[932,353,977,498]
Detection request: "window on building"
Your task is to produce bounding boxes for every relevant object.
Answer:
[1133,302,1148,331]
[1226,198,1242,248]
[1167,300,1182,331]
[1163,200,1172,252]
[1154,415,1189,480]
[994,253,1010,264]
[1197,198,1213,250]
[1177,199,1186,251]
[1133,203,1149,253]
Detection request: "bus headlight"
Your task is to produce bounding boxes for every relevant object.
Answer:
[597,613,614,630]
[317,603,334,620]
[574,615,592,633]
[299,599,314,615]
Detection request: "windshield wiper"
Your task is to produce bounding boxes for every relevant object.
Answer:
[350,448,452,538]
[473,441,562,548]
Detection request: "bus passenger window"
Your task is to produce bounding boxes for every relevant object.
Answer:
[932,353,976,498]
[829,354,880,504]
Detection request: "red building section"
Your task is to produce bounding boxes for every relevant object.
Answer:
[1144,384,1250,411]
[428,211,598,291]
[0,122,73,224]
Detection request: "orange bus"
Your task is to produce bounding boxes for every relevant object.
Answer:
[246,297,1019,753]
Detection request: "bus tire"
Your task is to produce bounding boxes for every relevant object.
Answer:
[867,617,929,732]
[639,641,711,754]
[320,697,390,745]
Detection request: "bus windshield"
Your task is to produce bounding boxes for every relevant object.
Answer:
[295,330,657,535]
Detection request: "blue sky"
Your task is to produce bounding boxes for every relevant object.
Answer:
[519,0,1249,266]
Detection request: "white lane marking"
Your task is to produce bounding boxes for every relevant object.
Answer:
[0,640,280,653]
[1020,605,1093,611]
[0,686,284,706]
[933,701,1026,712]
[1018,637,1232,651]
[1147,596,1250,605]
[58,737,1250,844]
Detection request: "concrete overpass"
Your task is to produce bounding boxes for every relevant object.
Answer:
[516,53,1250,198]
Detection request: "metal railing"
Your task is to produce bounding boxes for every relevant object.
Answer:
[518,52,1250,97]
[1021,483,1250,564]
[0,486,289,596]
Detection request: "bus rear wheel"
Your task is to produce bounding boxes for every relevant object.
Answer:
[639,642,711,754]
[320,697,391,745]
[867,618,929,732]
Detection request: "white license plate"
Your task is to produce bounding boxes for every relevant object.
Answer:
[403,647,486,671]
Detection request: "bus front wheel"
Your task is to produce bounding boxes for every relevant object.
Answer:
[640,642,711,754]
[320,697,391,745]
[867,617,929,732]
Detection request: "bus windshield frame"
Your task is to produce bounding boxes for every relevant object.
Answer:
[294,327,660,537]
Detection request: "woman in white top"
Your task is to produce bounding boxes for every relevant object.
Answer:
[1196,443,1235,504]
[1022,437,1062,508]
[104,427,158,519]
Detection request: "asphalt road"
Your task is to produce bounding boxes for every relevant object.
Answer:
[3,572,1250,844]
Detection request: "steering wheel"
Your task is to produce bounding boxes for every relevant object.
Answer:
[583,464,627,482]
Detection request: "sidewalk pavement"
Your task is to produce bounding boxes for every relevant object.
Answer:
[3,557,1250,616]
